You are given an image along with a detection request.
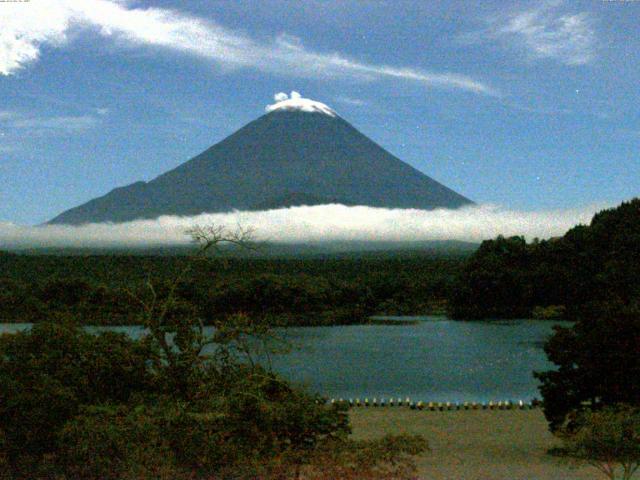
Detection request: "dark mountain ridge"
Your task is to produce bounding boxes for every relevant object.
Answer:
[49,108,472,224]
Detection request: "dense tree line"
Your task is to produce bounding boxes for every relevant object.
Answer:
[0,231,428,479]
[441,198,640,438]
[0,254,463,326]
[449,199,640,320]
[472,199,640,442]
[2,199,638,326]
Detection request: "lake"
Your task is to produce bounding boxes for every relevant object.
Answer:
[0,318,567,403]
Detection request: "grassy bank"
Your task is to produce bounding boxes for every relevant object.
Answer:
[349,408,598,480]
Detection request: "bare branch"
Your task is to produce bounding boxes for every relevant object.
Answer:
[127,222,265,397]
[186,223,256,258]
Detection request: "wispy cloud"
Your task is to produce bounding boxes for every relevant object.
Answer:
[468,2,596,66]
[0,203,606,249]
[9,115,98,131]
[0,109,98,155]
[0,144,17,154]
[0,111,18,121]
[335,96,367,107]
[0,111,99,133]
[498,100,574,116]
[0,0,495,95]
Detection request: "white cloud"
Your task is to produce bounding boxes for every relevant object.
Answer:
[0,111,17,121]
[488,3,596,66]
[0,203,607,249]
[273,92,289,103]
[265,91,336,116]
[335,96,367,107]
[0,0,496,95]
[9,115,98,131]
[0,111,99,133]
[0,0,71,75]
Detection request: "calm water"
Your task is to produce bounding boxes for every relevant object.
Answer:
[0,318,567,402]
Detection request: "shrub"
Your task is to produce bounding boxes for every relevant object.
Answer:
[0,225,429,479]
[535,303,640,431]
[557,404,640,480]
[301,434,429,480]
[56,404,183,480]
[0,320,155,475]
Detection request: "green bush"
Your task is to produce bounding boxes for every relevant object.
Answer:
[535,302,640,431]
[0,226,429,478]
[557,404,640,480]
[450,198,640,320]
[532,304,566,320]
[0,320,155,475]
[56,404,182,480]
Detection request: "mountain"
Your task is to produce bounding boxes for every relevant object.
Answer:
[49,93,473,224]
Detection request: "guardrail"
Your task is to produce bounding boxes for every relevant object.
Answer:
[320,398,543,410]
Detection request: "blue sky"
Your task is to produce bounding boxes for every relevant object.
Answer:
[1,0,638,225]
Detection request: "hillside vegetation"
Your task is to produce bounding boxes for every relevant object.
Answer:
[449,198,640,320]
[0,253,464,326]
[4,199,639,325]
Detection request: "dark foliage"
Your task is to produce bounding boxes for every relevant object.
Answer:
[0,318,360,479]
[535,302,640,431]
[0,321,155,476]
[0,254,464,326]
[556,404,640,480]
[449,198,640,320]
[1,230,430,479]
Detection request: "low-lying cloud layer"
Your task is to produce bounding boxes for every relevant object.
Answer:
[0,204,607,250]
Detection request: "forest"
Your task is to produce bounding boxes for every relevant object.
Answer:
[2,199,640,478]
[449,198,640,321]
[1,230,432,479]
[0,251,464,326]
[2,199,639,326]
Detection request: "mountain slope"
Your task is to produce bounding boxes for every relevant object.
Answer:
[49,100,472,224]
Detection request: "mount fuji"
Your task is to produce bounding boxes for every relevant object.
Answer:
[49,92,472,225]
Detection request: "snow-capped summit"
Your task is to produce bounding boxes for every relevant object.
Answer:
[49,96,473,224]
[265,91,336,117]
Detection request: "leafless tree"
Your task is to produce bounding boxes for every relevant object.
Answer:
[125,223,282,396]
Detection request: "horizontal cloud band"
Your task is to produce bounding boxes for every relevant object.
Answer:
[0,203,607,249]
